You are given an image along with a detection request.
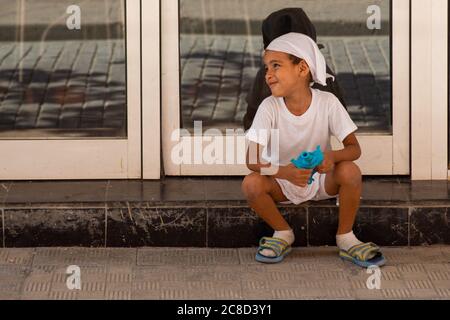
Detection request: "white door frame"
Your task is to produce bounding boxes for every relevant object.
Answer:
[142,0,161,179]
[0,0,156,180]
[161,0,410,176]
[411,0,448,180]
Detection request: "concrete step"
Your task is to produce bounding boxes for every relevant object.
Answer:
[0,177,449,247]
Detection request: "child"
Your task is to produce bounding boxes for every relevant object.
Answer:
[243,7,346,131]
[242,32,386,268]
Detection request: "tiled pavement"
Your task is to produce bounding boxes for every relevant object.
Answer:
[0,40,126,136]
[0,1,391,135]
[0,35,390,135]
[1,246,449,300]
[180,35,390,131]
[179,0,390,36]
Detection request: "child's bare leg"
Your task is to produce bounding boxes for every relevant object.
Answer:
[324,161,367,252]
[324,161,362,235]
[241,172,290,231]
[242,172,295,257]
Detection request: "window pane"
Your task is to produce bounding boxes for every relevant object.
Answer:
[180,0,391,134]
[0,0,127,139]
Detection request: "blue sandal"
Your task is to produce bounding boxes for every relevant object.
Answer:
[255,237,292,264]
[339,242,386,268]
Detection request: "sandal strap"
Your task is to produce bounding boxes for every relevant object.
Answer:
[258,237,290,257]
[347,242,380,261]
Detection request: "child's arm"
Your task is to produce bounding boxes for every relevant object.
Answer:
[331,133,361,163]
[317,133,361,174]
[246,141,313,187]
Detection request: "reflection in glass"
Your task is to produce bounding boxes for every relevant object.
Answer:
[180,0,391,133]
[0,0,126,138]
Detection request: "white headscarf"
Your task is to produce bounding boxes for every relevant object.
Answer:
[266,32,334,86]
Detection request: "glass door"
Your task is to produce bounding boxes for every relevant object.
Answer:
[162,0,410,175]
[0,0,144,179]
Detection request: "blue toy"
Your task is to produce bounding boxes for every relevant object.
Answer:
[291,145,324,185]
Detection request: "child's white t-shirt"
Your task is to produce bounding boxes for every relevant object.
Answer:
[245,88,358,203]
[246,88,357,165]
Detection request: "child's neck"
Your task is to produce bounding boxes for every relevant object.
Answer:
[284,86,312,116]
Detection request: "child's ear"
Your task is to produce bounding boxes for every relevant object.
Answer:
[298,60,310,77]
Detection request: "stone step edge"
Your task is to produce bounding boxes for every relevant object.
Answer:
[1,204,449,247]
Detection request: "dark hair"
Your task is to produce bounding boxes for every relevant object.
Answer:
[288,54,301,65]
[287,55,312,83]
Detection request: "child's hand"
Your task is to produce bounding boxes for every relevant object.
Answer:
[282,164,313,187]
[316,151,335,174]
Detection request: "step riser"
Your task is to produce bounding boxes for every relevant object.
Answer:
[1,205,449,247]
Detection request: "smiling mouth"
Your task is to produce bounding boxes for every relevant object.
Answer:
[268,82,278,87]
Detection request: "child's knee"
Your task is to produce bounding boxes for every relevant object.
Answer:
[242,173,269,200]
[334,161,362,186]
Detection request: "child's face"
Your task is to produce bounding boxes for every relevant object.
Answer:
[263,50,311,97]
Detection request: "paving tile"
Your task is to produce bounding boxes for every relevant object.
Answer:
[137,248,239,266]
[379,280,408,290]
[408,289,440,299]
[354,288,384,300]
[381,248,419,264]
[133,266,188,282]
[435,288,450,298]
[22,279,52,294]
[377,266,403,281]
[319,270,349,280]
[407,247,449,263]
[405,280,435,290]
[397,264,427,273]
[0,248,35,265]
[423,263,450,272]
[349,279,370,290]
[133,281,160,291]
[77,291,107,300]
[242,289,275,299]
[78,282,107,296]
[0,246,450,300]
[132,291,161,300]
[272,288,323,299]
[48,290,79,300]
[0,291,22,300]
[381,288,412,299]
[427,271,450,281]
[105,291,132,300]
[32,248,110,266]
[107,248,137,265]
[21,292,51,300]
[430,280,450,289]
[159,289,191,300]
